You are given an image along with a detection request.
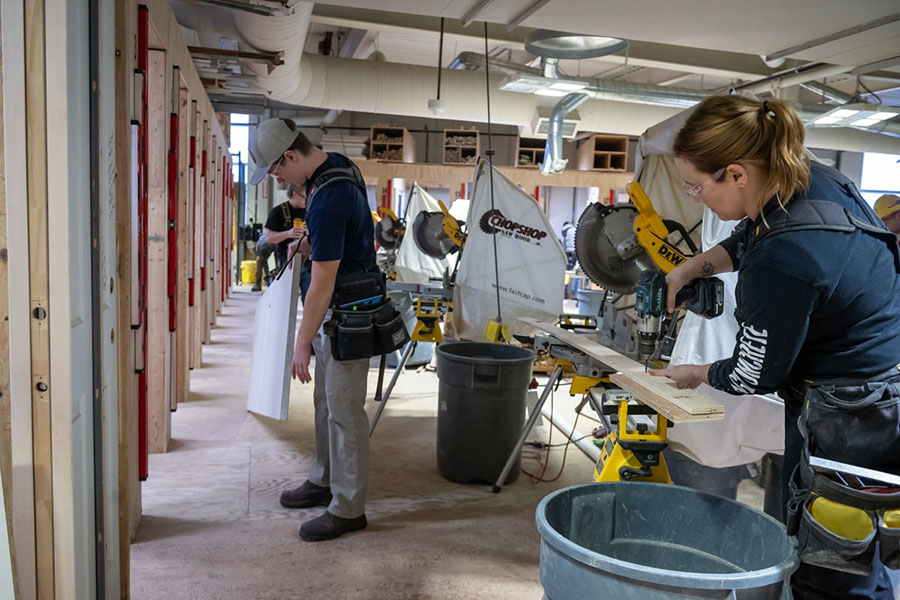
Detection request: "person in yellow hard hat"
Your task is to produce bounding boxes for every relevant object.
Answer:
[875,193,900,244]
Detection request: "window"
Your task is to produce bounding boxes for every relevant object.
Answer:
[860,152,900,207]
[229,113,250,182]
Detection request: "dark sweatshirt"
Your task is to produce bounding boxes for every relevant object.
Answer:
[708,161,900,408]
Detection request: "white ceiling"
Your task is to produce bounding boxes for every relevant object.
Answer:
[309,0,900,70]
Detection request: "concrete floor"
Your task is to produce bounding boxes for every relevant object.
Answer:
[131,287,766,600]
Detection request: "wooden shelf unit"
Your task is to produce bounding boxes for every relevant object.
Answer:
[516,136,546,168]
[442,128,480,165]
[369,125,415,163]
[576,134,629,172]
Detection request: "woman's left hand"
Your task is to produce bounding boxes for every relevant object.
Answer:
[648,364,707,390]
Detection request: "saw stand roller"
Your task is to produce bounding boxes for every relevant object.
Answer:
[491,333,672,492]
[368,295,451,437]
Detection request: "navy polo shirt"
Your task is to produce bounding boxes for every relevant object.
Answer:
[304,153,375,277]
[708,161,900,406]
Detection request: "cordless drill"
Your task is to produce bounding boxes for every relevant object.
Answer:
[634,270,724,356]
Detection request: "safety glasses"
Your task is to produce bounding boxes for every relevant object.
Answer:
[683,167,726,200]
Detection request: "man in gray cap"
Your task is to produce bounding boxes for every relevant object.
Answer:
[249,118,376,541]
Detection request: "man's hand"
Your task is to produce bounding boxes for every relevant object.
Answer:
[290,225,304,239]
[648,364,709,390]
[292,337,313,383]
[286,240,299,268]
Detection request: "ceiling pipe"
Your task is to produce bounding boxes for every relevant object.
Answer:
[800,81,853,104]
[449,51,707,107]
[542,92,589,175]
[731,61,879,95]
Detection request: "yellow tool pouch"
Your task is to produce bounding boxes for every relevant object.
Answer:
[785,368,900,574]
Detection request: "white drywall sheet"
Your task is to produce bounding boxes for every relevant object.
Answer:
[246,255,301,420]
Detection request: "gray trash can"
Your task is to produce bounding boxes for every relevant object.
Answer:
[435,342,535,485]
[536,482,798,600]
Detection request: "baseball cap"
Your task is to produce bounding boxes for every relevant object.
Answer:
[248,118,299,185]
[875,194,900,219]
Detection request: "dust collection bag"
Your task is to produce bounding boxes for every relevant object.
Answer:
[453,159,566,341]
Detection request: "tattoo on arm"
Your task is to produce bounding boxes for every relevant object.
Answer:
[701,261,715,277]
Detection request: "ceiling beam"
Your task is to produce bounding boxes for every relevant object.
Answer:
[309,8,787,81]
[765,13,900,62]
[507,0,552,31]
[462,0,497,28]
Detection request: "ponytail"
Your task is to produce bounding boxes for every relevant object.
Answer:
[765,100,809,207]
[674,95,810,214]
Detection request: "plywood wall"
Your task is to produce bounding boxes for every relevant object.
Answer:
[113,0,232,596]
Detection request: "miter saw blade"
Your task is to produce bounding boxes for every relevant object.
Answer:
[375,216,400,249]
[574,203,652,293]
[413,210,458,259]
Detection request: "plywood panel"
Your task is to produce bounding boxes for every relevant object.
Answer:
[24,0,56,595]
[146,49,170,453]
[112,6,140,595]
[0,15,18,594]
[520,318,724,423]
[175,84,188,409]
[191,101,202,368]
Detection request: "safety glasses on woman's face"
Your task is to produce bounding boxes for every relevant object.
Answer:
[683,167,726,200]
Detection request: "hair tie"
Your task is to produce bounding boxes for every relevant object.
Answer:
[762,101,773,117]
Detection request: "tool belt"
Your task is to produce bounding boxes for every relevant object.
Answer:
[785,367,900,575]
[323,270,409,361]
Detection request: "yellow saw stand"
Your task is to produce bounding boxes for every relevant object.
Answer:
[593,394,672,484]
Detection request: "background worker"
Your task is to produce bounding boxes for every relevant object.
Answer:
[875,193,900,244]
[264,183,307,271]
[249,118,375,542]
[650,95,900,599]
[251,235,276,292]
[263,184,313,300]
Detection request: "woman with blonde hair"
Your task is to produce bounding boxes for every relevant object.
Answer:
[651,95,900,598]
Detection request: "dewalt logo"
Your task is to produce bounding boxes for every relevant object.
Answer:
[657,243,686,267]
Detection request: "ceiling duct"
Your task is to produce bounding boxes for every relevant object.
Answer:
[531,106,582,139]
[522,29,628,175]
[169,5,900,153]
[540,93,589,175]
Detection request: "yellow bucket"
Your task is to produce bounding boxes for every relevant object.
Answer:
[240,260,256,284]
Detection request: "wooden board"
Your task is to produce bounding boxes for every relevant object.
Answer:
[146,49,170,453]
[519,318,724,422]
[246,258,301,420]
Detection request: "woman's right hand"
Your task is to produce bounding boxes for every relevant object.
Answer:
[665,264,691,314]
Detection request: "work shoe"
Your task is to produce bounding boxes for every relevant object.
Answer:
[251,284,262,292]
[299,511,367,542]
[279,480,332,509]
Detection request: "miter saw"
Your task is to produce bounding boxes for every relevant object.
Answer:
[575,180,723,358]
[412,199,466,259]
[374,208,405,250]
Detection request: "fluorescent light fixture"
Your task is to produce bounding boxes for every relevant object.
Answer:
[549,81,587,91]
[500,73,590,96]
[806,102,900,129]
